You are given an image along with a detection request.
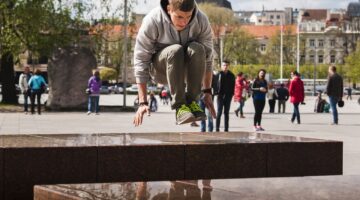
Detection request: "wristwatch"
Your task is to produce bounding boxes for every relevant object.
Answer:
[139,102,148,106]
[202,88,212,95]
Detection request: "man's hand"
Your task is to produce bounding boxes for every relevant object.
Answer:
[133,105,150,126]
[202,93,216,118]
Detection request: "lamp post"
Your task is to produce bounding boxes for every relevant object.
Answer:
[313,44,317,96]
[296,20,300,72]
[122,0,128,107]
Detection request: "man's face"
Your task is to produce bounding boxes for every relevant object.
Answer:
[24,67,30,74]
[221,62,229,72]
[167,6,193,31]
[328,67,333,74]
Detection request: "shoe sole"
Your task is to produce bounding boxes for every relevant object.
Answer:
[176,114,196,125]
[192,112,207,122]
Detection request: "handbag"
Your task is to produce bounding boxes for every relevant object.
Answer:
[86,88,91,95]
[338,100,344,107]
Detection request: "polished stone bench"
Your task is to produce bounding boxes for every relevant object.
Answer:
[34,175,360,200]
[0,132,342,199]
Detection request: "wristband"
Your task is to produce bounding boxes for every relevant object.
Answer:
[139,102,148,106]
[202,88,212,94]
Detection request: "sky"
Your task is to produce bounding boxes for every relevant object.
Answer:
[133,0,356,14]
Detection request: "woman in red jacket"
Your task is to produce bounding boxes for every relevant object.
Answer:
[234,72,248,118]
[289,71,304,124]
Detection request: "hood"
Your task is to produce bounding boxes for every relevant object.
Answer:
[160,0,198,26]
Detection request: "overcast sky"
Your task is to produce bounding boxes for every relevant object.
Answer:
[134,0,356,14]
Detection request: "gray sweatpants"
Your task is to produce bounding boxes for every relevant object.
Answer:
[151,42,206,110]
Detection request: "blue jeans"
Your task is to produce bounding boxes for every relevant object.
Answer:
[329,96,339,124]
[235,99,245,116]
[88,96,100,113]
[199,99,213,132]
[291,102,300,123]
[23,90,31,112]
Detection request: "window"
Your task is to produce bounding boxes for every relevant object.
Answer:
[330,55,336,64]
[318,40,324,47]
[260,44,266,52]
[300,55,305,64]
[318,55,324,63]
[310,55,315,61]
[310,39,315,47]
[277,15,280,19]
[330,40,336,47]
[270,15,274,19]
[312,26,316,31]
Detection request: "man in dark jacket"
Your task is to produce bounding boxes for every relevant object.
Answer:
[326,65,343,125]
[215,60,235,132]
[276,83,289,113]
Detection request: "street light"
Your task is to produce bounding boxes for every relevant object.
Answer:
[313,44,317,96]
[122,0,128,107]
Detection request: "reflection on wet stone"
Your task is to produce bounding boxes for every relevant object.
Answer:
[34,176,360,200]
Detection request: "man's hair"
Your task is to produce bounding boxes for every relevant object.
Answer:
[169,0,195,12]
[329,65,337,72]
[222,60,230,65]
[34,69,42,75]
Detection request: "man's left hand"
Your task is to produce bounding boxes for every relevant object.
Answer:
[202,93,216,118]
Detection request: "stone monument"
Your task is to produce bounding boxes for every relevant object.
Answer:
[46,47,97,110]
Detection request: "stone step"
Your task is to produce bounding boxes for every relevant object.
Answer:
[0,132,342,199]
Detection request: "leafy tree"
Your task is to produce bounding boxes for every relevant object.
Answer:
[262,26,296,65]
[0,0,84,104]
[223,28,260,65]
[100,67,117,81]
[345,41,360,86]
[198,3,235,67]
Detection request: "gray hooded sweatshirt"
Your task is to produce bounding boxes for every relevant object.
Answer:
[134,0,214,84]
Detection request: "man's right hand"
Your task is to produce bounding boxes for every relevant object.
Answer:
[133,105,150,126]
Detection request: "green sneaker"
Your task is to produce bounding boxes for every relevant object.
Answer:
[188,101,207,121]
[176,104,196,125]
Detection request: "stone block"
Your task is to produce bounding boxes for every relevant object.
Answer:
[267,142,343,177]
[185,143,268,179]
[4,147,97,200]
[0,148,3,200]
[98,145,185,182]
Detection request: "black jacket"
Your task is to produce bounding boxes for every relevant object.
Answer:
[326,73,343,98]
[276,87,289,101]
[215,70,235,96]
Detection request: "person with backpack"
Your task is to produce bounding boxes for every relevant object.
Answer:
[28,69,47,115]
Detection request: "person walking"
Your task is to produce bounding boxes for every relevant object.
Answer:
[326,66,343,125]
[234,72,248,118]
[289,71,304,124]
[215,60,235,132]
[251,69,268,131]
[276,83,289,113]
[148,92,158,112]
[19,66,32,114]
[266,82,278,113]
[87,70,102,115]
[133,0,216,126]
[346,87,352,100]
[28,69,47,115]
